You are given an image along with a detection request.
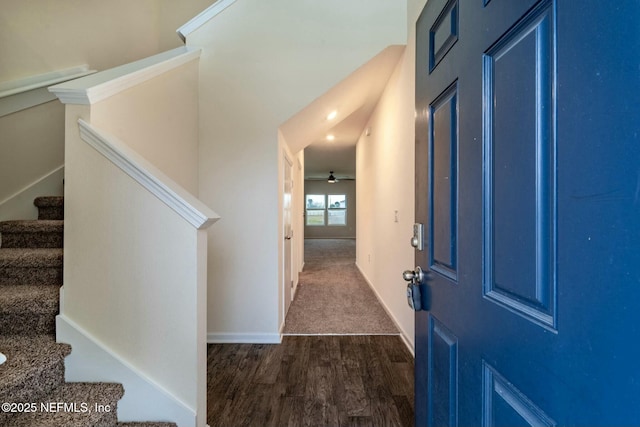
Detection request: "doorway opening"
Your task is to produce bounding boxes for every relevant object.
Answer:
[278,46,407,335]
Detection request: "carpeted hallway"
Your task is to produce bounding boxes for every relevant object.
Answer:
[283,239,398,335]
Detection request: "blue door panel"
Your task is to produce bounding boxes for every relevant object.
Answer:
[429,0,459,72]
[415,0,640,425]
[427,315,458,427]
[482,0,557,329]
[429,82,459,279]
[482,362,556,427]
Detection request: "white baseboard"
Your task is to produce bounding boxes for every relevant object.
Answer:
[399,330,415,358]
[56,315,196,427]
[303,237,356,240]
[355,262,415,357]
[0,166,64,221]
[207,332,282,344]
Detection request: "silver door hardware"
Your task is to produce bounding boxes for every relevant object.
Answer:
[403,266,425,283]
[411,223,424,251]
[403,266,428,311]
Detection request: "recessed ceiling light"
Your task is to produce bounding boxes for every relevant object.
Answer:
[327,110,337,121]
[326,134,335,141]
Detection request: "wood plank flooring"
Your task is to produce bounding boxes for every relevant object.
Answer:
[207,335,414,427]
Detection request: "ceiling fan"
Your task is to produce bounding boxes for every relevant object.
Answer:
[305,171,356,182]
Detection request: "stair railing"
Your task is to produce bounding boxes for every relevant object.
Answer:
[50,47,216,427]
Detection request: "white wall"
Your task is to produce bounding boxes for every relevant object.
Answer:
[0,1,157,217]
[91,60,200,194]
[0,101,65,215]
[0,1,159,83]
[62,108,204,424]
[0,0,211,217]
[187,0,406,342]
[63,115,202,418]
[355,0,429,352]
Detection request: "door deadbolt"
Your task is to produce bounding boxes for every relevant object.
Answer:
[411,223,424,251]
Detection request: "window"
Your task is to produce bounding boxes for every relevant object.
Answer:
[306,194,347,226]
[306,195,325,226]
[327,195,346,225]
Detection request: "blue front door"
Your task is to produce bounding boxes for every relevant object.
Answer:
[414,0,640,425]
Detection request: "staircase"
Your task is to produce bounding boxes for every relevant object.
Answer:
[0,197,177,427]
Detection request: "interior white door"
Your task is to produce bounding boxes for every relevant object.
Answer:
[283,154,293,317]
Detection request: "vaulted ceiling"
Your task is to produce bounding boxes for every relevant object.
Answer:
[279,45,405,180]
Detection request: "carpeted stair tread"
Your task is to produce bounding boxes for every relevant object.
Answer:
[0,220,64,233]
[0,221,63,249]
[34,197,64,221]
[0,335,71,406]
[117,423,178,427]
[0,285,59,335]
[0,248,63,268]
[33,197,64,208]
[4,382,124,427]
[0,248,63,286]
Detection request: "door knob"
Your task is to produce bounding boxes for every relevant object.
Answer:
[403,266,426,284]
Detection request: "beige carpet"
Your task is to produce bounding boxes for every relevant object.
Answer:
[283,239,399,335]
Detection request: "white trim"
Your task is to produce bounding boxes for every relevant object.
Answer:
[0,166,65,222]
[56,314,195,427]
[0,165,64,207]
[49,47,201,105]
[0,65,95,99]
[281,332,401,336]
[399,332,415,358]
[177,0,237,41]
[0,65,96,117]
[355,262,415,356]
[77,119,219,230]
[207,332,283,344]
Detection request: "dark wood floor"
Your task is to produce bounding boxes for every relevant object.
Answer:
[207,335,414,427]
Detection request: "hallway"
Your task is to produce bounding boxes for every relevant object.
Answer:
[283,239,398,335]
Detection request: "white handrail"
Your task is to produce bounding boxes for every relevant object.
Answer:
[49,47,200,105]
[0,65,95,99]
[0,65,96,117]
[78,119,219,230]
[177,0,237,41]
